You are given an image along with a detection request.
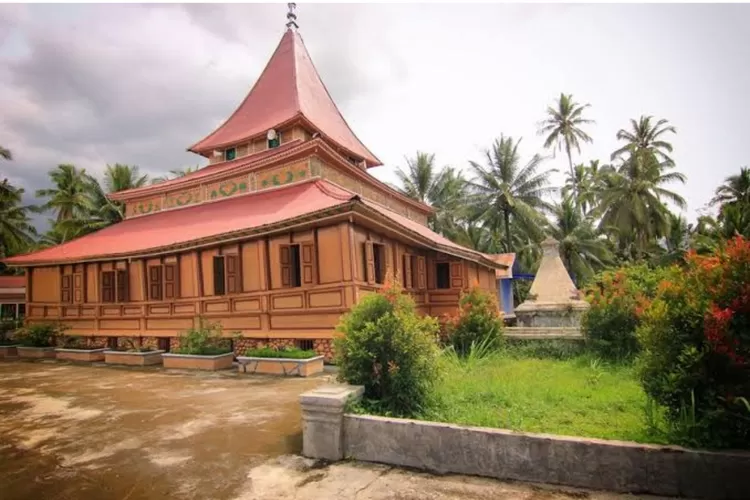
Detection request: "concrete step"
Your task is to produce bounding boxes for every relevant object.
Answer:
[504,327,583,340]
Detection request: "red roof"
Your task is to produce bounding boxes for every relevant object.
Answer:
[0,276,25,288]
[486,253,515,278]
[4,180,499,269]
[189,29,381,167]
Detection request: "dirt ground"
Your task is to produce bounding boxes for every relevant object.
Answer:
[0,361,656,500]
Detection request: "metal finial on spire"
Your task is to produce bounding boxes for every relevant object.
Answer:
[286,3,298,30]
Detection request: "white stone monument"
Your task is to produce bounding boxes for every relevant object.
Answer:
[515,237,589,327]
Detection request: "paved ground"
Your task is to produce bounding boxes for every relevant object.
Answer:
[0,361,656,500]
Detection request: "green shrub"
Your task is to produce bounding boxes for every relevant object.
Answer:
[638,237,750,448]
[0,318,21,345]
[15,323,63,347]
[444,286,504,356]
[244,346,317,359]
[582,264,675,362]
[334,279,440,418]
[173,318,233,355]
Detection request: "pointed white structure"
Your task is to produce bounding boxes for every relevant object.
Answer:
[515,237,589,327]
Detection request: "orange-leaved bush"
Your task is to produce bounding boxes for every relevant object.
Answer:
[638,236,750,447]
[582,264,675,361]
[444,286,504,356]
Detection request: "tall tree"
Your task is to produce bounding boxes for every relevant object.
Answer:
[561,160,611,215]
[0,179,37,259]
[596,155,686,259]
[548,195,612,284]
[538,93,594,192]
[611,115,676,166]
[395,152,467,236]
[711,167,750,211]
[469,135,556,253]
[35,164,92,223]
[57,164,149,238]
[151,165,200,184]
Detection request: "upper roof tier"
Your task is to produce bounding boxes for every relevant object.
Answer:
[189,28,381,167]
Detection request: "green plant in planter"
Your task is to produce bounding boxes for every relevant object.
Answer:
[15,323,65,348]
[0,318,21,345]
[244,346,317,359]
[60,335,88,349]
[173,318,233,355]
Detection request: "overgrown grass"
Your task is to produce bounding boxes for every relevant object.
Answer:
[420,349,668,444]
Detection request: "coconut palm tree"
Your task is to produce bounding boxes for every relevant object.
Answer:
[0,146,11,161]
[561,160,613,216]
[151,165,200,184]
[548,196,611,284]
[611,115,677,166]
[395,152,467,236]
[538,93,594,192]
[468,135,556,254]
[596,153,686,259]
[0,179,37,258]
[35,164,92,223]
[711,167,750,211]
[57,164,149,238]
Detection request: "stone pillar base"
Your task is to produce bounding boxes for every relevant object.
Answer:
[300,385,364,460]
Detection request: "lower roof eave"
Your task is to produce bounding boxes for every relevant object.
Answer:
[6,204,357,268]
[6,198,506,270]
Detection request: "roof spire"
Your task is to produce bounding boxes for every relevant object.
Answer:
[286,3,298,30]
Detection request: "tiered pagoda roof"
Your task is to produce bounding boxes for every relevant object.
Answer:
[189,28,380,167]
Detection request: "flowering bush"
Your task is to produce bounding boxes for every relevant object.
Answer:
[444,286,504,356]
[582,264,675,361]
[638,237,750,447]
[334,278,440,418]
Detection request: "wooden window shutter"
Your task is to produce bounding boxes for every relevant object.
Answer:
[416,256,427,290]
[61,274,72,303]
[73,273,83,303]
[116,270,128,302]
[301,243,315,285]
[280,245,291,287]
[101,271,115,303]
[149,266,163,301]
[225,255,239,293]
[364,241,375,284]
[164,264,178,299]
[450,262,463,289]
[403,254,413,289]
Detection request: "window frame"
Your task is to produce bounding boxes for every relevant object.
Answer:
[213,254,241,296]
[148,263,179,301]
[436,262,451,290]
[267,132,281,149]
[225,147,237,161]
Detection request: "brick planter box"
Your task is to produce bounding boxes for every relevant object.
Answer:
[237,355,324,377]
[55,348,107,363]
[162,352,234,371]
[0,345,19,359]
[17,346,57,359]
[104,350,164,366]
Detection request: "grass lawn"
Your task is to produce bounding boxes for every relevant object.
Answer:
[421,353,667,444]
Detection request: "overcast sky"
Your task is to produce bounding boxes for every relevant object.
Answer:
[1,3,749,226]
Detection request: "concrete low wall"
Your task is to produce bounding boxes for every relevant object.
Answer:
[300,386,750,499]
[343,415,750,499]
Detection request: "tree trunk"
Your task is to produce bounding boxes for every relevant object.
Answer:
[566,143,583,216]
[503,209,512,254]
